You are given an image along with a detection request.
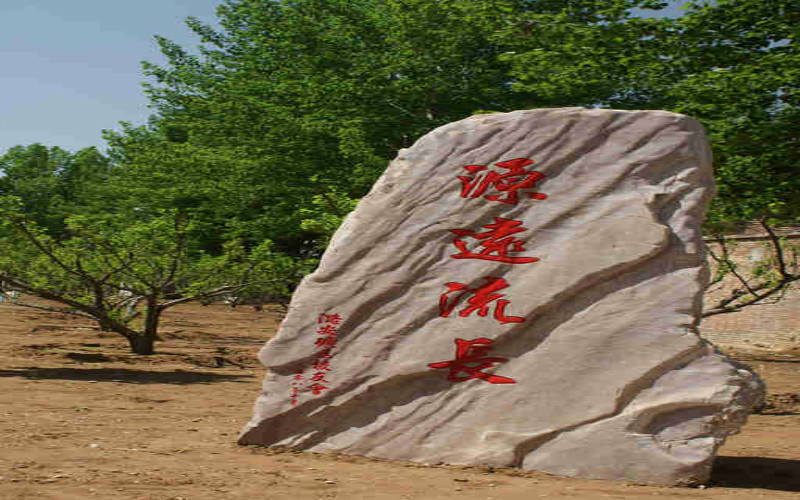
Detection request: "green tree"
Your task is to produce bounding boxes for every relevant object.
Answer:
[0,144,70,233]
[0,197,309,354]
[674,0,799,316]
[498,0,799,315]
[0,144,117,234]
[58,146,114,216]
[133,0,671,256]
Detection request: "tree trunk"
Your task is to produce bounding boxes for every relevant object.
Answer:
[98,319,115,332]
[128,334,155,355]
[129,297,162,355]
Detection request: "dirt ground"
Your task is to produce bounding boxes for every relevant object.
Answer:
[1,299,798,500]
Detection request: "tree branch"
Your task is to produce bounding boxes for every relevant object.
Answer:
[702,225,799,317]
[760,218,791,280]
[2,299,96,320]
[13,221,89,281]
[159,279,284,310]
[165,212,187,286]
[159,285,241,309]
[0,274,140,338]
[702,275,799,317]
[711,233,758,297]
[1,274,97,314]
[97,242,156,291]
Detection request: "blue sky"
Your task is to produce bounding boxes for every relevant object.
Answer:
[0,0,223,153]
[0,0,693,155]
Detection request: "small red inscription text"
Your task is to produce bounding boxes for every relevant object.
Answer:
[288,312,343,405]
[289,368,305,406]
[318,313,342,325]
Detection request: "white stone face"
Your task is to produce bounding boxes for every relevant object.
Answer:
[239,108,764,486]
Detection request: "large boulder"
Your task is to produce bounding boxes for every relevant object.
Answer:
[239,108,764,486]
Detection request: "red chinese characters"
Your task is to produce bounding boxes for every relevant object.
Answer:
[318,313,342,325]
[458,158,547,205]
[440,277,524,324]
[288,312,342,405]
[428,338,516,384]
[450,217,538,264]
[424,158,549,384]
[289,369,305,407]
[308,313,340,395]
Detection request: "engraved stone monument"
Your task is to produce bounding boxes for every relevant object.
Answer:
[239,108,764,485]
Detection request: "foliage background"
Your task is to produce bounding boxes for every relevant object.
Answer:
[1,0,797,351]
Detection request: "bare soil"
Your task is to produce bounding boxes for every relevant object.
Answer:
[1,299,798,500]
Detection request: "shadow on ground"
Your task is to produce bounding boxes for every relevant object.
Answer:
[712,456,800,492]
[0,367,253,384]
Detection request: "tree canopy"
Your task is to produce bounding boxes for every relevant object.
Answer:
[137,0,799,232]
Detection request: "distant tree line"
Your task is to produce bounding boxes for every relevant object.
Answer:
[1,0,797,353]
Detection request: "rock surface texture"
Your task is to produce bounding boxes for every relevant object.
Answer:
[239,108,765,486]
